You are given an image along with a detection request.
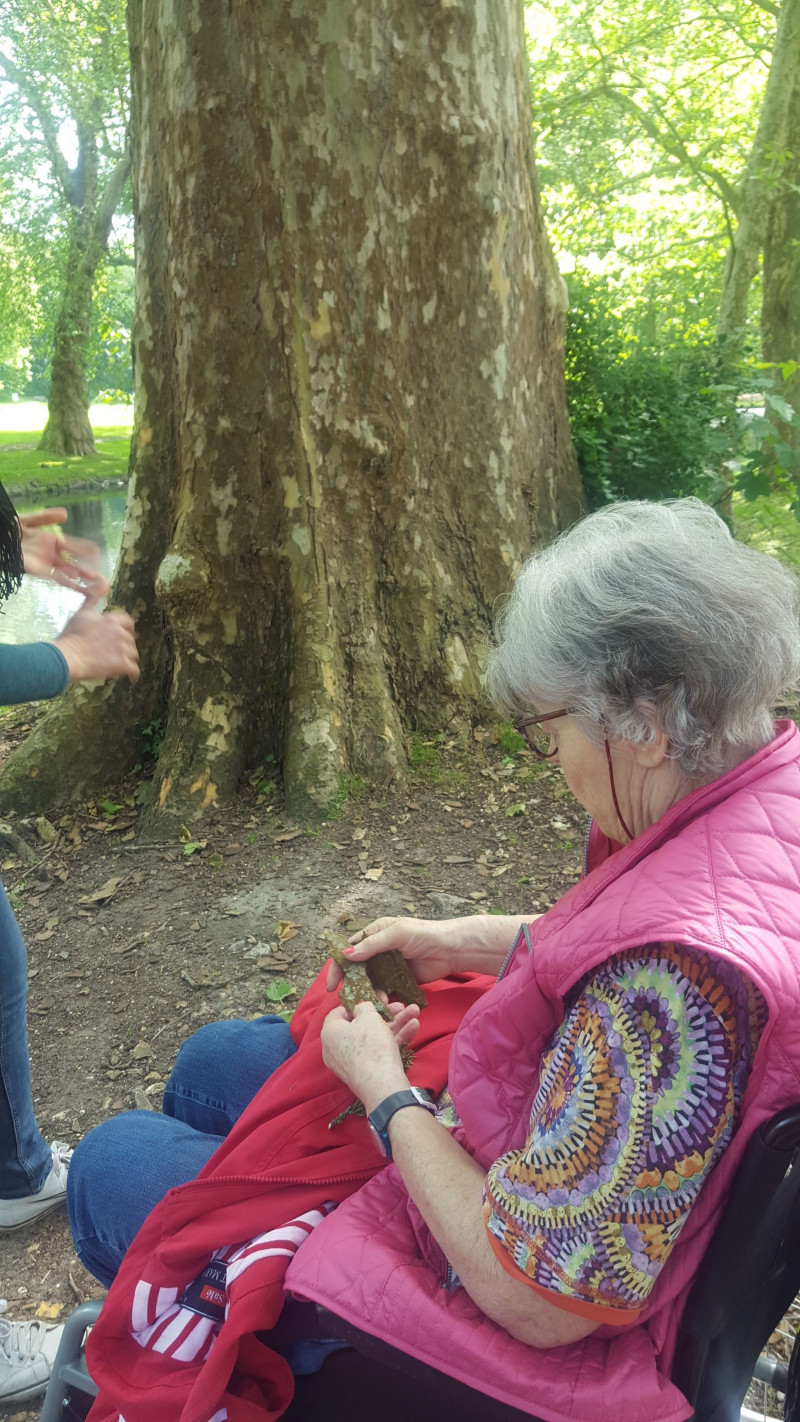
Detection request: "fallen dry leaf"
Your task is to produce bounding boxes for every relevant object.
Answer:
[277,920,301,942]
[35,1301,63,1320]
[273,829,303,844]
[77,875,126,906]
[112,934,148,956]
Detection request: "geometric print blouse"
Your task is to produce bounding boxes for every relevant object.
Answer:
[482,943,767,1323]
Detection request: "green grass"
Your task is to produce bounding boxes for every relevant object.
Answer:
[0,401,133,491]
[0,437,130,489]
[0,424,133,446]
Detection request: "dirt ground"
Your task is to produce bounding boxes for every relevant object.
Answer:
[0,715,589,1421]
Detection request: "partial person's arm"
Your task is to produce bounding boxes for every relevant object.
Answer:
[321,944,762,1348]
[320,1002,596,1350]
[0,642,70,704]
[0,508,139,700]
[327,913,537,989]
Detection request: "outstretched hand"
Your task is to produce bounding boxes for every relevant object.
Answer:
[19,507,108,598]
[55,587,140,685]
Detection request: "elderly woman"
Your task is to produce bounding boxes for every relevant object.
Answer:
[67,499,800,1422]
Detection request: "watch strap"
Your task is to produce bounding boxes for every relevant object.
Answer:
[367,1088,435,1157]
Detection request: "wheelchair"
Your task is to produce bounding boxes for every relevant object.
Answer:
[39,1103,800,1422]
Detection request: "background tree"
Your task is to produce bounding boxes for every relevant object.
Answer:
[527,0,800,503]
[0,0,582,826]
[0,0,130,454]
[0,193,38,391]
[526,0,791,341]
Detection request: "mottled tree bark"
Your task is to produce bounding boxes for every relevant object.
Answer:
[718,0,800,343]
[1,0,582,826]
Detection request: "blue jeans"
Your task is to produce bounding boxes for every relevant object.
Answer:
[0,880,52,1197]
[68,1015,342,1375]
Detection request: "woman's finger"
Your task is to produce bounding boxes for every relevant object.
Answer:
[58,534,103,563]
[387,1003,421,1035]
[394,1018,421,1049]
[325,961,345,992]
[325,1005,350,1026]
[19,508,68,528]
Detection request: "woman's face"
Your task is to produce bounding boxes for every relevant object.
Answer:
[537,707,631,841]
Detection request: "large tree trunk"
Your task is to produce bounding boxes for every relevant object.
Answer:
[717,0,800,344]
[1,0,582,827]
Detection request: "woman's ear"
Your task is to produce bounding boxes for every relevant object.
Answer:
[631,700,670,768]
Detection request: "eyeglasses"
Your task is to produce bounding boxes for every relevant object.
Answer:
[513,708,572,759]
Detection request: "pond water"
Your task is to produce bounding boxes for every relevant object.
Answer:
[3,489,126,646]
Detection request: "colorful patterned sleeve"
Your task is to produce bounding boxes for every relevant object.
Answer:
[482,943,767,1325]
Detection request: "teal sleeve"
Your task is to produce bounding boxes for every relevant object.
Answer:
[0,643,69,705]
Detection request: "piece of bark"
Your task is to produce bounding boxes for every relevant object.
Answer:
[321,930,427,1011]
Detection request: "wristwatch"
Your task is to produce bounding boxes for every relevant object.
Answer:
[367,1087,436,1158]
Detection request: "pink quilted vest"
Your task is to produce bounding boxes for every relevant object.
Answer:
[287,722,800,1422]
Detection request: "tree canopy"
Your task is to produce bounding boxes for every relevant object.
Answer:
[0,0,131,442]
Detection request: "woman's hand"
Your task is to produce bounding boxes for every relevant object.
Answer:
[321,1001,411,1113]
[18,508,108,597]
[325,911,535,994]
[55,589,140,684]
[325,916,462,994]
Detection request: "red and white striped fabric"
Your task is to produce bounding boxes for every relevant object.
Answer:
[128,1209,332,1367]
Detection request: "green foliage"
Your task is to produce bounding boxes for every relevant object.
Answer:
[733,364,800,511]
[496,723,525,757]
[527,0,771,332]
[324,772,366,819]
[264,978,296,1023]
[565,275,741,507]
[407,733,445,781]
[0,0,132,406]
[733,489,800,569]
[141,719,164,761]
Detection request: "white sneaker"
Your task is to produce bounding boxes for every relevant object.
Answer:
[0,1299,64,1401]
[0,1141,73,1231]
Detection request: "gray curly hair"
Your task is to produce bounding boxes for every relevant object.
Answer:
[485,499,800,779]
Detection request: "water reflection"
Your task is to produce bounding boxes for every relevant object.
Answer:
[2,491,126,646]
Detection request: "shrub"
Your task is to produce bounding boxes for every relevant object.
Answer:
[565,276,740,510]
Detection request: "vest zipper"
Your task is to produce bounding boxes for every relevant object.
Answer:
[441,1261,460,1293]
[582,815,593,878]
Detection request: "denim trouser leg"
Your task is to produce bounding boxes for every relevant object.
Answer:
[67,1015,298,1286]
[0,880,52,1197]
